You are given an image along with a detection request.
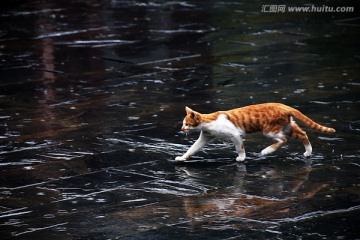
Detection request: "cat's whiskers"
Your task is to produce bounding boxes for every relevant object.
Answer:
[185,131,191,140]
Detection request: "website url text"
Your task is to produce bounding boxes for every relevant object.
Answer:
[261,5,354,13]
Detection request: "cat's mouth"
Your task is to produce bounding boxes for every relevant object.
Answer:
[181,126,189,132]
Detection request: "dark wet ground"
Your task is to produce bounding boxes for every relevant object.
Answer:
[0,0,359,239]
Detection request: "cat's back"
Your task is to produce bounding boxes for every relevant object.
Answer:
[219,103,291,132]
[229,102,289,115]
[206,103,291,125]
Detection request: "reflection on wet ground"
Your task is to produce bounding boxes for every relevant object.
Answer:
[0,0,359,239]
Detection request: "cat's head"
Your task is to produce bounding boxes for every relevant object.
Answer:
[181,106,202,133]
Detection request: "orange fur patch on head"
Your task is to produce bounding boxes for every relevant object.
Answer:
[184,107,201,128]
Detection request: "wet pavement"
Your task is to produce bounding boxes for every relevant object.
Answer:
[0,0,359,239]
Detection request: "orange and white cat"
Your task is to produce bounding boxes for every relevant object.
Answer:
[175,103,335,162]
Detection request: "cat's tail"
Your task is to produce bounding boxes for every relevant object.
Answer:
[290,109,336,133]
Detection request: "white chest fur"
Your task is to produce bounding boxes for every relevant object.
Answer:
[200,114,244,139]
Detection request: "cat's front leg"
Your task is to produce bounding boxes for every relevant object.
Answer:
[175,131,211,161]
[232,136,246,161]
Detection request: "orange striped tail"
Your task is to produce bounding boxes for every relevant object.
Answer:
[290,109,336,133]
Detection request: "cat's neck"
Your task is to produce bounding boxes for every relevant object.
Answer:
[199,112,222,123]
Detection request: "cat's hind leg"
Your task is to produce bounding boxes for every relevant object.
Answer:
[290,123,312,157]
[261,133,287,156]
[175,131,211,161]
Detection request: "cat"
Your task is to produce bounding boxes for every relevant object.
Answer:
[175,103,335,162]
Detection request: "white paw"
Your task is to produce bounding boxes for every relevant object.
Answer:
[236,155,245,162]
[303,151,312,157]
[304,144,312,157]
[175,156,187,161]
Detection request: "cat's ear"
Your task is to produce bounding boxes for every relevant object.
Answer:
[185,106,193,114]
[185,106,199,120]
